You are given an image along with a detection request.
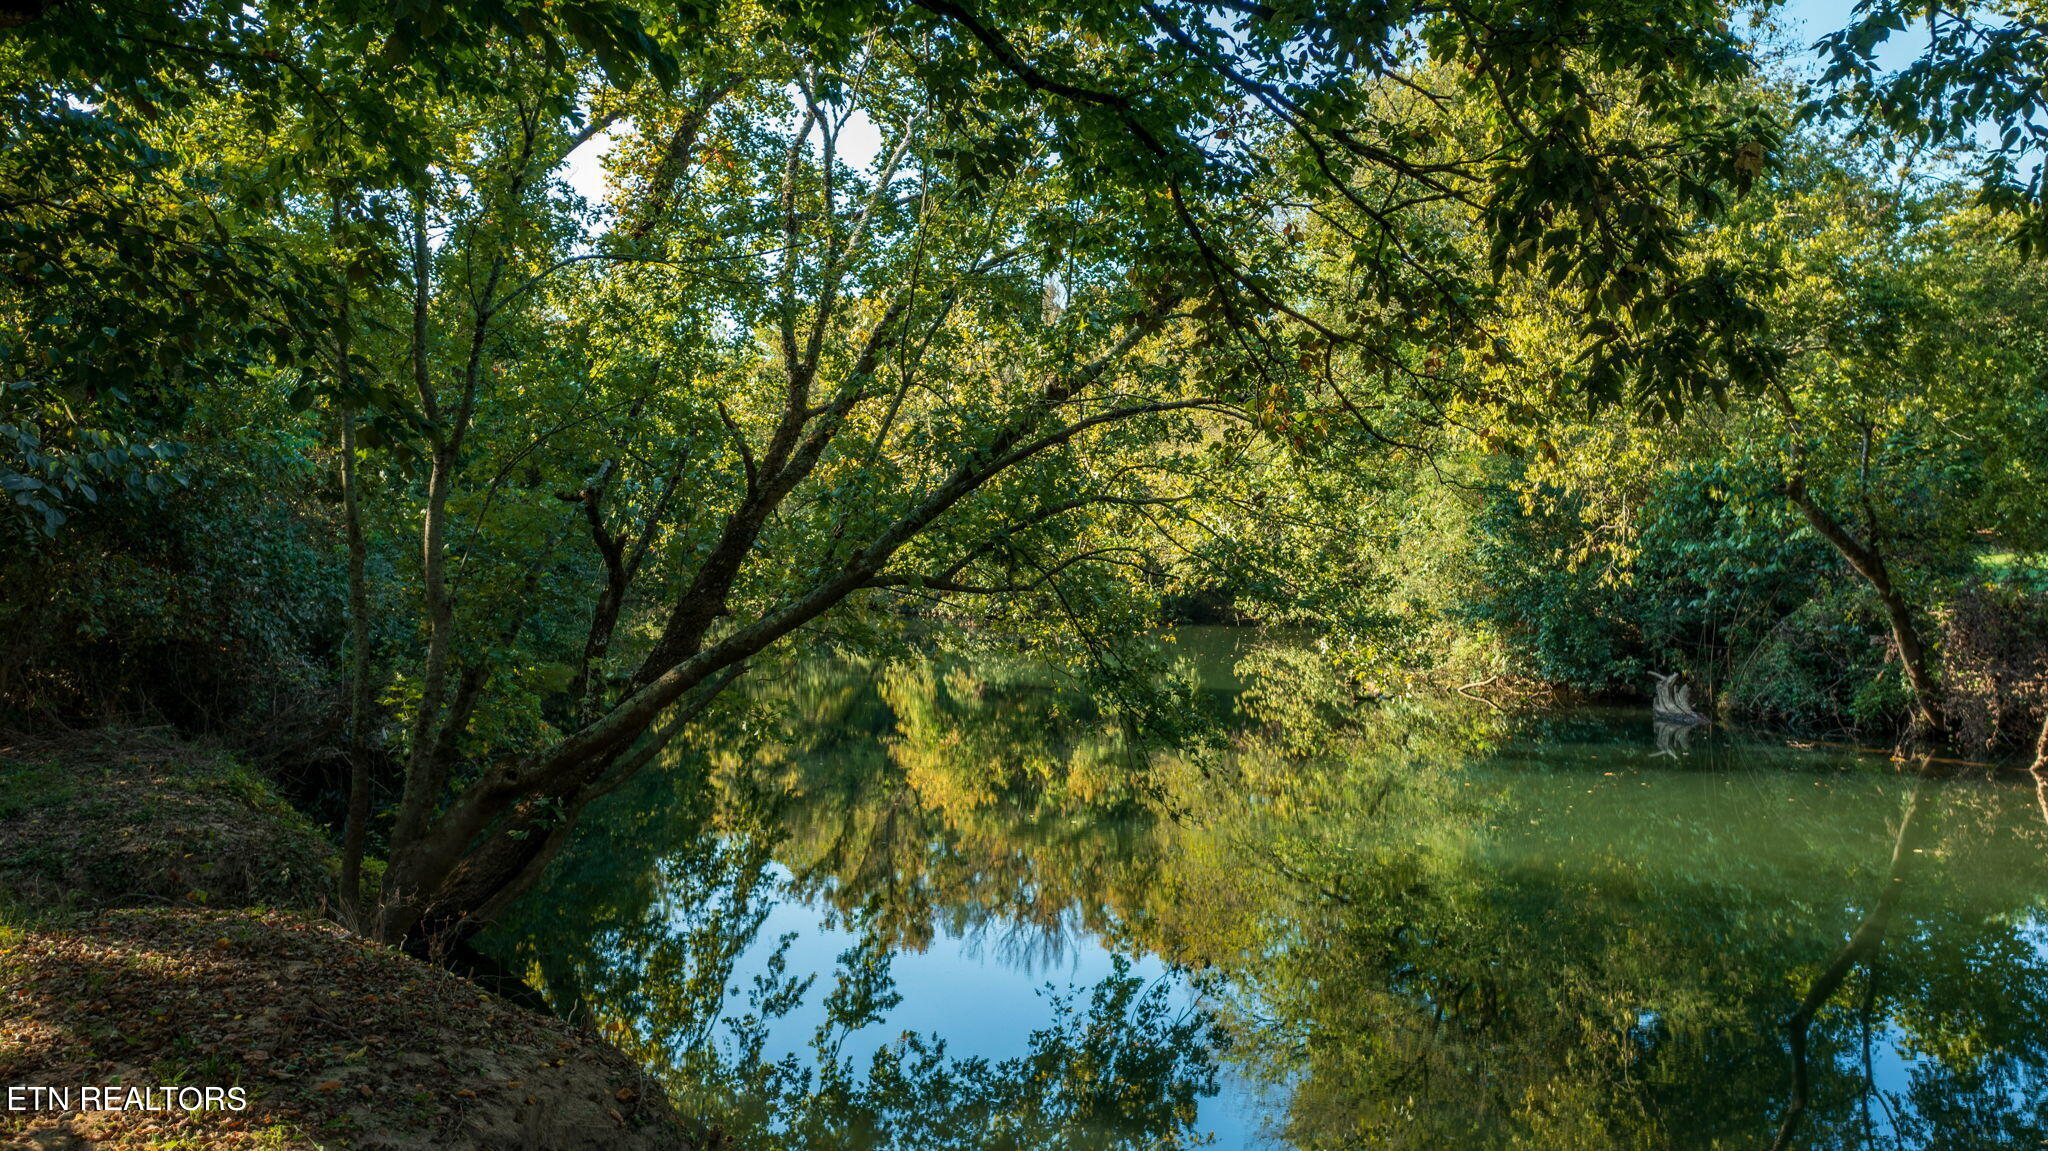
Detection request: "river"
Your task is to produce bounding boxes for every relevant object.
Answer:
[480,629,2048,1149]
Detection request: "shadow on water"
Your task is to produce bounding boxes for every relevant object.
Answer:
[480,634,2048,1150]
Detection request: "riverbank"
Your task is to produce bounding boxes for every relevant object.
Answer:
[0,730,693,1150]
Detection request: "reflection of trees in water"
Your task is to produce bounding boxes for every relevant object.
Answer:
[1184,659,2048,1150]
[1770,781,1926,1151]
[764,658,1173,963]
[938,904,1090,976]
[483,658,1223,1150]
[491,645,2048,1150]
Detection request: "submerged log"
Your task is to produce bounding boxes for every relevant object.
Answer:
[1650,671,1706,725]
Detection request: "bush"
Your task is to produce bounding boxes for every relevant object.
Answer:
[1938,582,2048,753]
[1721,587,1898,735]
[0,455,344,735]
[1462,458,1836,701]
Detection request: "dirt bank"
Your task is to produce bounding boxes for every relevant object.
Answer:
[0,908,688,1150]
[0,730,335,913]
[0,732,692,1150]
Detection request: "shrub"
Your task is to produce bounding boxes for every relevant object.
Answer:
[1938,582,2048,753]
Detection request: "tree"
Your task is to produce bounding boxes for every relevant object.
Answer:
[1807,0,2048,254]
[1402,114,2048,739]
[1709,156,2048,738]
[374,0,1792,949]
[0,0,671,534]
[8,0,1784,948]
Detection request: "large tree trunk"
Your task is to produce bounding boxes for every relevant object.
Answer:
[380,664,739,952]
[1784,475,1944,737]
[365,181,1172,950]
[377,202,463,942]
[328,189,377,929]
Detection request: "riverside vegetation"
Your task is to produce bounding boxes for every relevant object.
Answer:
[2,0,2046,1148]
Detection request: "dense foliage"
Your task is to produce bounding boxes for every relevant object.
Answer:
[3,0,2044,957]
[1331,133,2048,746]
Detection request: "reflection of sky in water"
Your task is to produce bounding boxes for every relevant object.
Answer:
[1858,912,2048,1138]
[694,862,1284,1148]
[2021,915,2048,963]
[1862,1019,1929,1142]
[654,742,2048,1149]
[1860,960,2047,1147]
[515,659,2048,1151]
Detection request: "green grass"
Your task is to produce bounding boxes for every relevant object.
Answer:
[0,757,75,821]
[1976,550,2048,590]
[0,873,95,938]
[1,733,341,913]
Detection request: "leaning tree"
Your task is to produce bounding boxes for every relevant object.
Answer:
[6,0,1782,949]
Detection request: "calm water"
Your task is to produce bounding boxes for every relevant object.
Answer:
[483,630,2048,1149]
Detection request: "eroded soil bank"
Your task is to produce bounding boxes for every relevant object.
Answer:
[0,731,693,1151]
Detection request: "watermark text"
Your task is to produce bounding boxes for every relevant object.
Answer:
[5,1085,248,1112]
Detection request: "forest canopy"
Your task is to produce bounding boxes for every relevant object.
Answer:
[3,0,2045,950]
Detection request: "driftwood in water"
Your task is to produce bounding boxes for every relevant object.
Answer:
[1650,671,1705,725]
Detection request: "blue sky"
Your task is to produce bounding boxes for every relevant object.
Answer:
[1770,0,1926,70]
[1779,0,1864,46]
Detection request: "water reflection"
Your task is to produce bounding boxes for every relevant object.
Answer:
[1650,718,1696,758]
[483,635,2048,1149]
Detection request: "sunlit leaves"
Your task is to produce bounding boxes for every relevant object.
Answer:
[1805,0,2048,255]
